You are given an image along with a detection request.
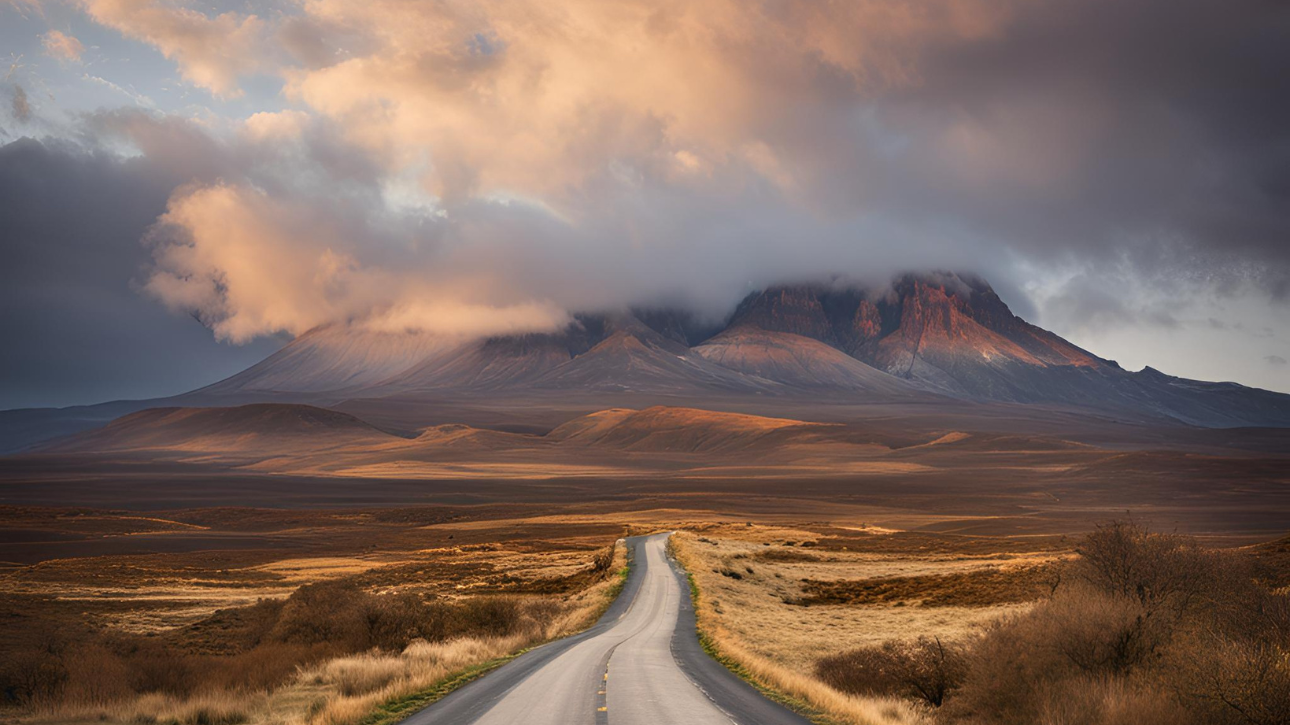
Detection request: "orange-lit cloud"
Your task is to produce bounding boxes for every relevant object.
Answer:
[41,30,84,62]
[78,0,265,96]
[280,0,1016,203]
[143,182,570,342]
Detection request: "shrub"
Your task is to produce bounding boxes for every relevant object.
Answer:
[1034,676,1189,725]
[1,650,67,706]
[121,640,200,696]
[61,644,133,706]
[940,520,1289,725]
[816,636,966,707]
[1170,631,1290,725]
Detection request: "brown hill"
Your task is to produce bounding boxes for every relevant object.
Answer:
[549,406,819,453]
[48,404,394,455]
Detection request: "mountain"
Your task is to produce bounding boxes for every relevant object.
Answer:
[725,274,1108,399]
[4,272,1288,456]
[692,327,918,394]
[722,274,1290,426]
[526,320,769,394]
[383,333,578,392]
[359,315,778,395]
[200,324,458,394]
[125,272,1290,428]
[47,404,393,455]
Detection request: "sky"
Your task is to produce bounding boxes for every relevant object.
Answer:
[1,0,1288,409]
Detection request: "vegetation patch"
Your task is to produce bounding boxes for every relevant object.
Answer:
[793,565,1054,607]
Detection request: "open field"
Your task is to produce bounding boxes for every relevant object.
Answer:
[672,527,1061,671]
[1,399,1287,725]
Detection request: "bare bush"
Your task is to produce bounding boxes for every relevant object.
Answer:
[1071,520,1244,619]
[60,645,132,707]
[940,520,1289,725]
[1041,588,1168,675]
[1035,676,1189,725]
[1171,632,1290,725]
[816,636,966,707]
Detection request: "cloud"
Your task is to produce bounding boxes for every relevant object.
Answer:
[1268,355,1288,366]
[142,181,573,342]
[3,0,42,18]
[41,30,84,62]
[77,0,266,96]
[84,0,1280,349]
[0,137,281,409]
[8,0,1290,402]
[10,85,30,122]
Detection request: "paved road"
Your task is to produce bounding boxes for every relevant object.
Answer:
[408,532,810,725]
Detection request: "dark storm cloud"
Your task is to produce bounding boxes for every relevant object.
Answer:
[0,137,281,409]
[873,0,1290,297]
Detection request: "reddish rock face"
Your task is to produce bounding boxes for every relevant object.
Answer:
[718,273,1109,400]
[727,274,1101,371]
[850,300,883,346]
[725,286,836,343]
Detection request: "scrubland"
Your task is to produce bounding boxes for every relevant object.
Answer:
[676,521,1290,725]
[0,510,626,725]
[3,461,1287,725]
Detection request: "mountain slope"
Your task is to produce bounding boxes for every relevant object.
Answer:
[529,321,770,394]
[692,328,917,395]
[200,325,459,394]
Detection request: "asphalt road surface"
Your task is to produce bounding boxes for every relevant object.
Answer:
[408,532,810,725]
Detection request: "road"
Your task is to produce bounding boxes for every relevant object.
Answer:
[408,532,810,725]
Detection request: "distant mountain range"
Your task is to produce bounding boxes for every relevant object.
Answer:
[3,272,1288,453]
[199,272,1290,427]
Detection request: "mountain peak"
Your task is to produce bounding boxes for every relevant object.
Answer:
[174,272,1290,430]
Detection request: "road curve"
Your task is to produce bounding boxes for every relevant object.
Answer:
[407,532,810,725]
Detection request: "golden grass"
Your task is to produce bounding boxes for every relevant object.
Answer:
[671,532,932,725]
[674,531,1044,671]
[20,540,628,725]
[305,540,626,725]
[32,691,269,725]
[306,635,532,725]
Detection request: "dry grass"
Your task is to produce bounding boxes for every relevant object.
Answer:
[793,566,1054,607]
[305,635,531,725]
[7,539,627,725]
[33,691,268,725]
[672,529,1046,671]
[671,532,931,725]
[673,523,1290,725]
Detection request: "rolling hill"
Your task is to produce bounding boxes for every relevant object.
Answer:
[47,404,396,455]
